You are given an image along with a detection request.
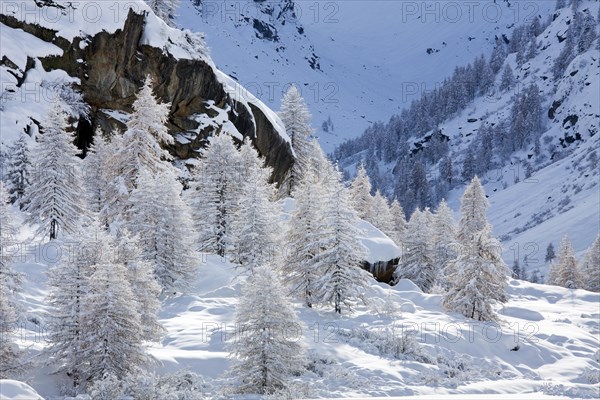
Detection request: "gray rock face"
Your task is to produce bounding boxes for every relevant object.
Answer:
[1,9,293,184]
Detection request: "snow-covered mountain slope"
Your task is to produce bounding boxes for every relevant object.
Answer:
[334,1,599,277]
[440,2,599,274]
[0,0,293,182]
[177,0,556,152]
[13,242,600,399]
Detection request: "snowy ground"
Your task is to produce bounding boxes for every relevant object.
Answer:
[9,221,600,398]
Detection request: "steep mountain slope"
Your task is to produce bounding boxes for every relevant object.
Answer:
[177,0,556,152]
[335,1,600,276]
[0,0,293,182]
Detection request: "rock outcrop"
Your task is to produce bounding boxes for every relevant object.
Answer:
[0,9,293,183]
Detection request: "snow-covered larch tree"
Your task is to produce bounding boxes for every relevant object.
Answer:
[105,77,173,230]
[548,234,583,289]
[279,85,313,196]
[442,176,509,321]
[0,183,24,379]
[188,133,241,257]
[6,132,31,209]
[25,104,86,240]
[389,198,407,246]
[370,190,395,238]
[228,265,306,395]
[128,168,199,294]
[314,169,372,314]
[580,234,600,292]
[434,199,458,286]
[231,139,280,272]
[121,78,172,186]
[46,219,107,390]
[116,231,164,342]
[285,170,328,308]
[394,209,436,293]
[83,130,111,215]
[349,163,374,221]
[79,228,150,386]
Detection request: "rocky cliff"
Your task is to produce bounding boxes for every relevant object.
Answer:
[0,3,293,183]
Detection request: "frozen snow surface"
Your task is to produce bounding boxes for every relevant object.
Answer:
[10,234,600,399]
[0,380,44,399]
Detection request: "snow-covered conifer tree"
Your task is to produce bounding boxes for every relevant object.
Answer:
[0,183,24,379]
[105,77,173,230]
[119,76,173,185]
[279,85,313,196]
[6,133,31,209]
[434,199,458,286]
[228,265,306,395]
[128,168,199,294]
[285,171,327,308]
[46,219,108,390]
[443,176,509,321]
[349,163,374,221]
[116,231,164,342]
[545,242,556,263]
[529,269,541,284]
[550,234,583,289]
[499,64,515,92]
[580,234,600,292]
[188,133,241,257]
[389,199,407,245]
[83,130,110,215]
[25,104,86,240]
[231,139,280,272]
[370,190,395,237]
[80,229,149,386]
[394,209,436,292]
[314,169,372,314]
[512,260,522,279]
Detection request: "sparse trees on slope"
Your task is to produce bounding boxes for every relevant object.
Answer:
[188,133,241,257]
[349,163,374,221]
[315,170,372,314]
[443,176,509,321]
[394,209,436,293]
[128,168,199,294]
[25,104,86,240]
[580,234,600,292]
[499,64,514,92]
[279,85,313,196]
[549,234,583,289]
[228,265,306,395]
[231,139,280,273]
[6,133,31,209]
